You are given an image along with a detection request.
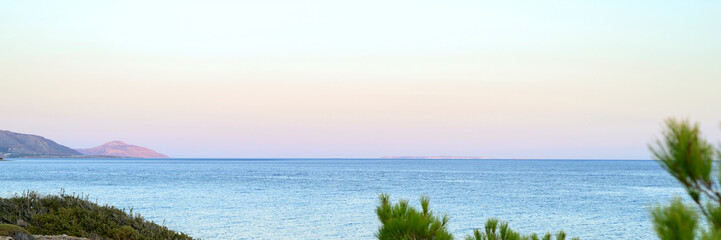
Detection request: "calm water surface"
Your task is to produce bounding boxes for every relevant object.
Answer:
[0,159,681,240]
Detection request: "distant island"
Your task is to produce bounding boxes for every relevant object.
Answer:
[76,141,169,158]
[0,130,82,158]
[0,129,168,158]
[381,156,488,159]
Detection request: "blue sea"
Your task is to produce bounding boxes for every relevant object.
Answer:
[0,158,681,240]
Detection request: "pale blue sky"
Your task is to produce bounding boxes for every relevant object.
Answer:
[1,1,720,158]
[2,1,720,56]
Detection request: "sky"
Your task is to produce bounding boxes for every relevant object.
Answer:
[1,0,720,159]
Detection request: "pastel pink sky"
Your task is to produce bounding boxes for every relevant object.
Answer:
[2,1,720,158]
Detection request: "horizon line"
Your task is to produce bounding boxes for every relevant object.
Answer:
[7,157,657,161]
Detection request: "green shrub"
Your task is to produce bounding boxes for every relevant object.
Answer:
[375,194,453,240]
[108,225,140,240]
[464,219,576,240]
[0,191,193,240]
[375,195,578,240]
[650,118,721,240]
[0,223,29,236]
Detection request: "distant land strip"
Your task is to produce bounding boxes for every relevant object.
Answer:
[381,156,488,159]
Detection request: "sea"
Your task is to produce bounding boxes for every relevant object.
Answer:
[0,158,682,240]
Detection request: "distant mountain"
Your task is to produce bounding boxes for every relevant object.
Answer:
[381,156,487,159]
[76,141,169,158]
[0,130,81,157]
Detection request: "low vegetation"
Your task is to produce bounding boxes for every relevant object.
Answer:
[376,194,577,240]
[463,218,572,240]
[375,194,453,240]
[0,190,193,240]
[0,223,34,240]
[650,118,721,240]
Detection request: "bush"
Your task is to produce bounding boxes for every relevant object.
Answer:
[0,223,29,236]
[464,219,575,240]
[108,225,140,240]
[375,195,578,240]
[375,194,453,240]
[0,191,193,240]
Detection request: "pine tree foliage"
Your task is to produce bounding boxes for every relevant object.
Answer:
[651,198,698,240]
[650,118,721,240]
[463,218,577,240]
[375,195,578,240]
[375,194,453,240]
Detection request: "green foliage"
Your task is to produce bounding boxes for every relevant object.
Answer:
[0,190,193,240]
[651,119,716,204]
[650,118,721,240]
[375,195,578,240]
[463,219,577,240]
[0,223,29,236]
[375,194,453,240]
[0,223,34,240]
[651,198,698,240]
[108,225,140,240]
